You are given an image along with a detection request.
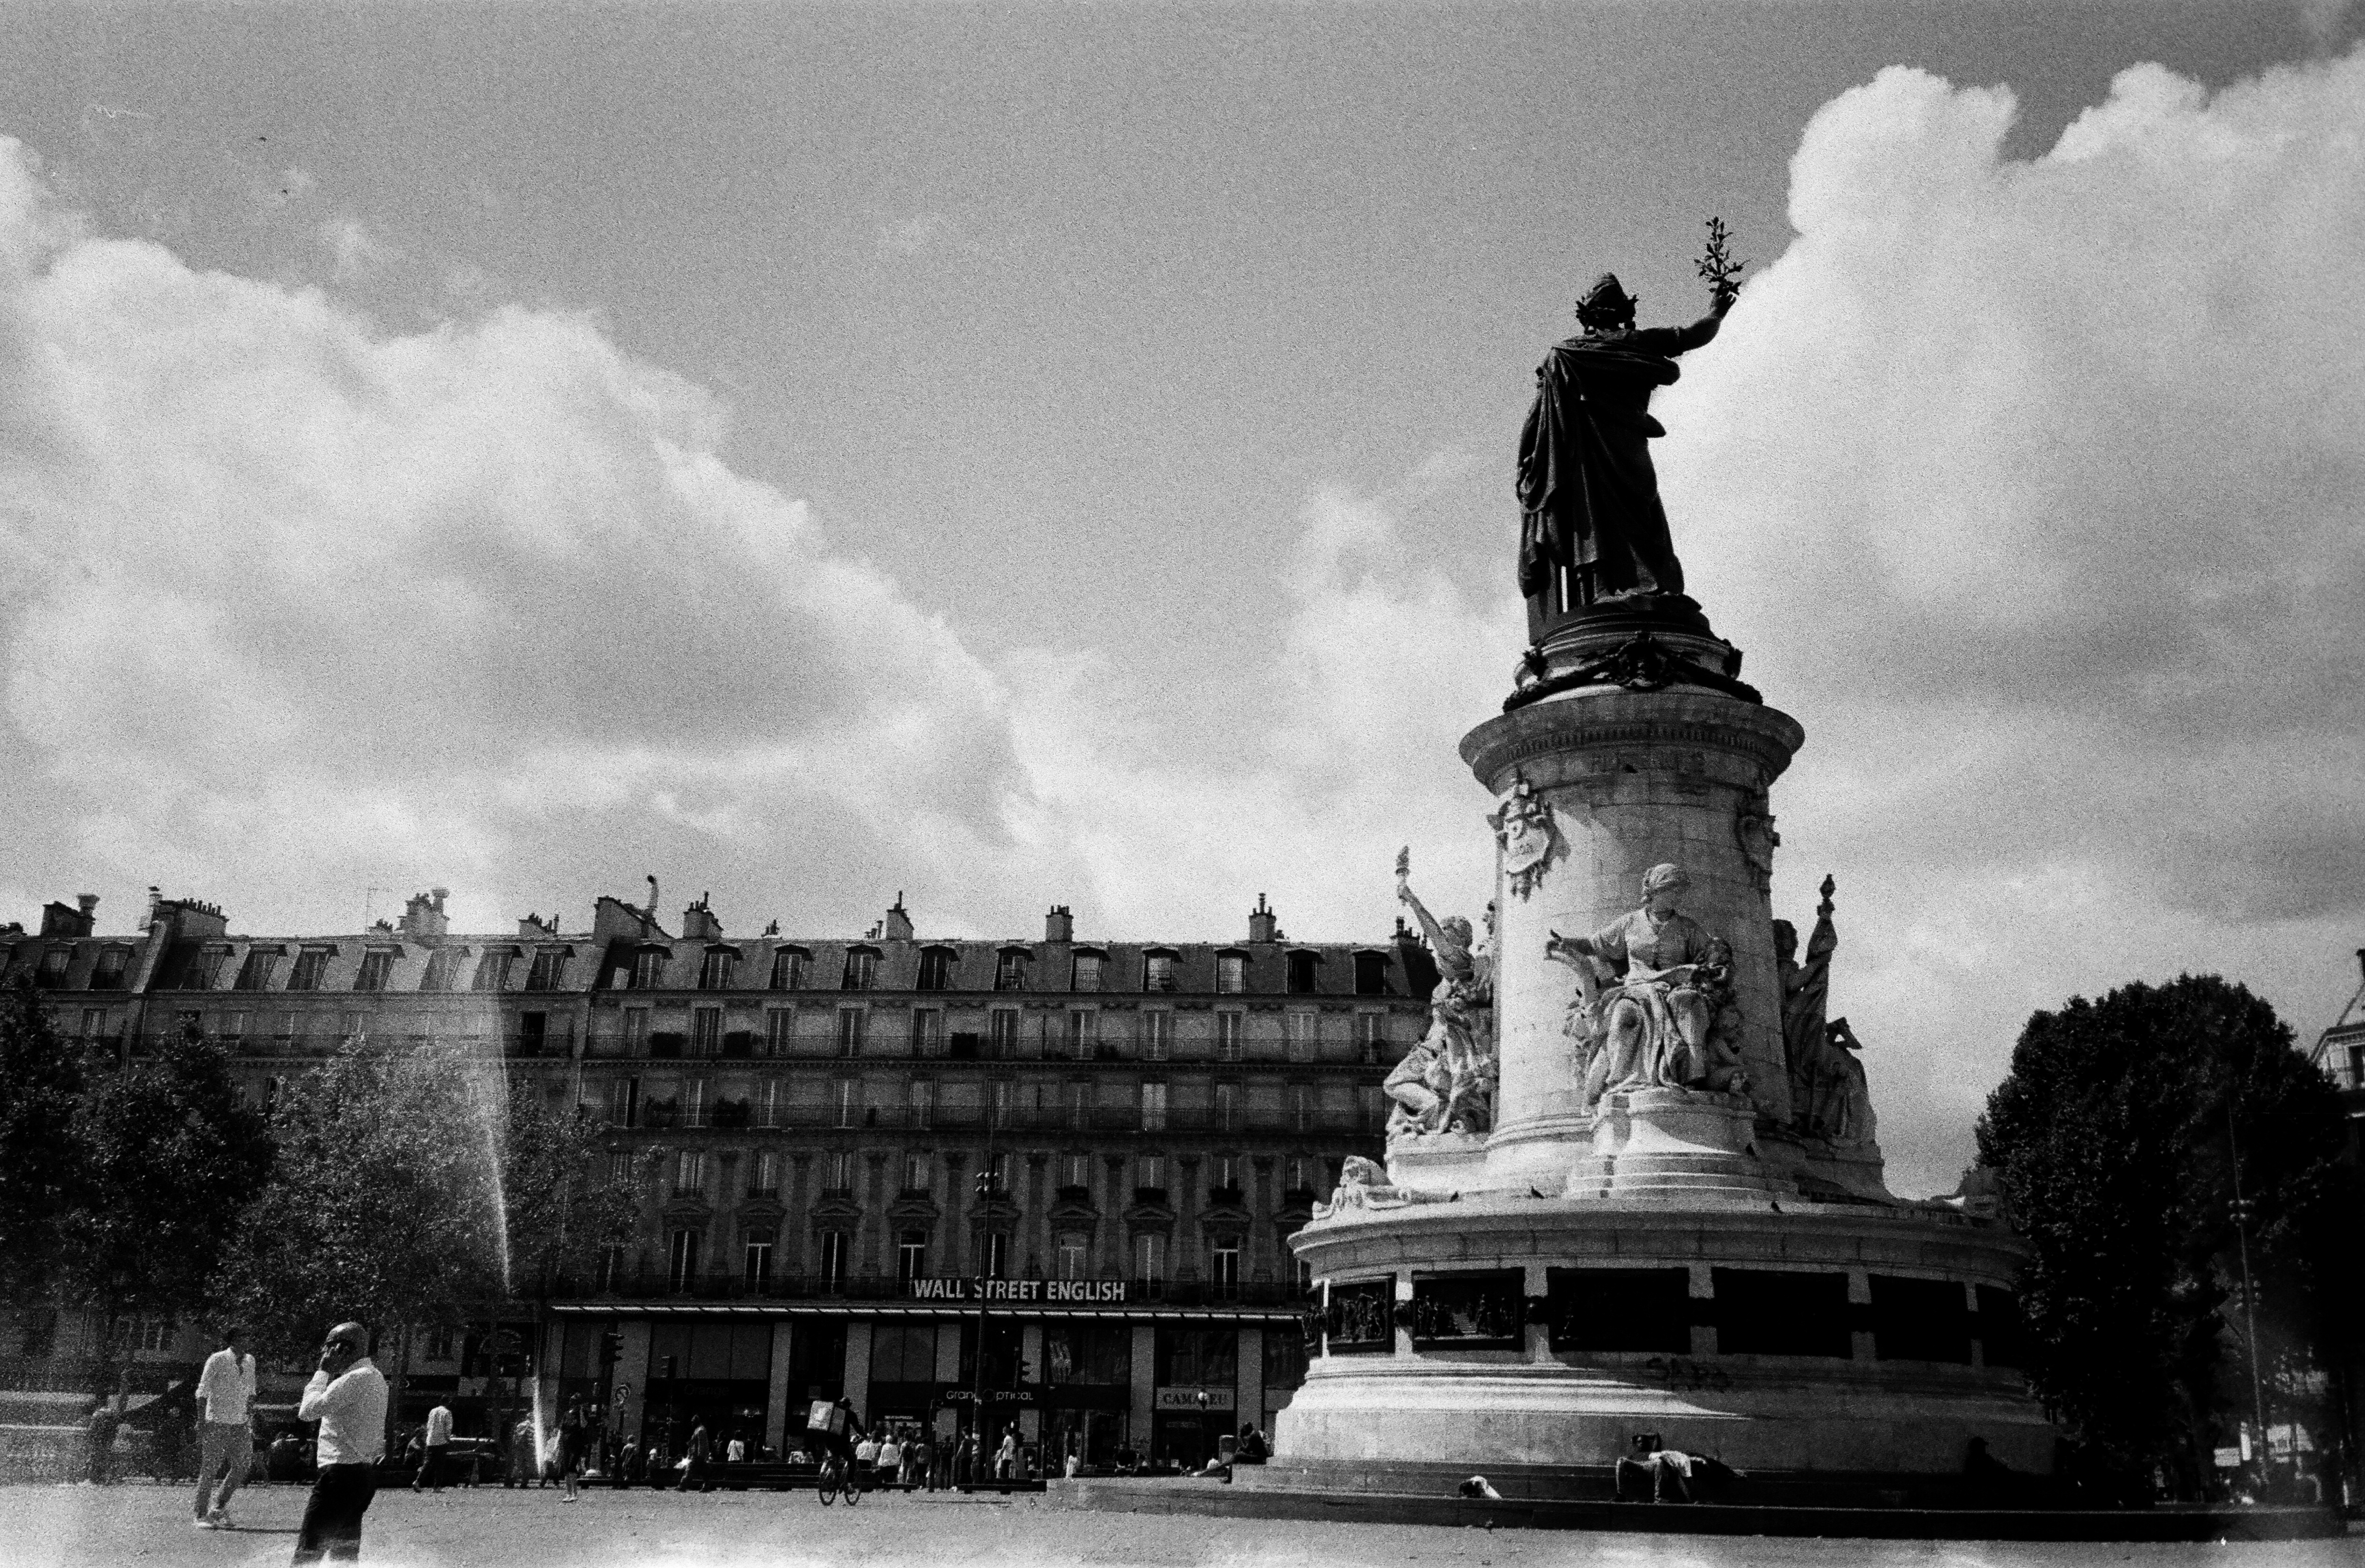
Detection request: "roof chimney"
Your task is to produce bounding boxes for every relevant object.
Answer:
[1044,904,1074,944]
[1248,894,1277,944]
[77,893,99,918]
[884,893,914,943]
[681,893,721,942]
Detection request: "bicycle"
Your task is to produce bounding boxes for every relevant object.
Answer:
[817,1453,860,1506]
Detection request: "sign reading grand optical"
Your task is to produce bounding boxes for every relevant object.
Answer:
[904,1277,1128,1304]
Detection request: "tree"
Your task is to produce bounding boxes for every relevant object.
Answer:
[59,1026,274,1334]
[502,1092,643,1301]
[0,980,88,1306]
[1977,973,2357,1497]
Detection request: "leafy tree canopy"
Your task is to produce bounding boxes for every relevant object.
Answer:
[1977,973,2357,1491]
[0,980,89,1304]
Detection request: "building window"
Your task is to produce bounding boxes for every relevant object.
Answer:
[769,948,806,990]
[828,1150,855,1191]
[1063,1152,1092,1189]
[608,1077,640,1127]
[356,951,399,993]
[699,949,737,990]
[818,1230,850,1289]
[842,948,878,991]
[234,949,279,991]
[994,950,1030,991]
[1059,1237,1086,1280]
[1211,1241,1241,1297]
[990,1080,1015,1128]
[1143,1011,1171,1061]
[1068,1081,1089,1129]
[1287,1156,1309,1194]
[692,1007,722,1057]
[1354,950,1391,996]
[621,1007,650,1056]
[904,1152,931,1193]
[1141,1081,1167,1131]
[33,947,70,988]
[1143,951,1177,992]
[835,1081,857,1129]
[288,949,331,992]
[750,1151,780,1196]
[1134,1233,1166,1289]
[836,1007,866,1058]
[1066,1008,1096,1058]
[760,1078,780,1128]
[1216,1011,1243,1062]
[988,1009,1020,1059]
[526,950,568,991]
[1357,1012,1383,1062]
[1138,1152,1166,1190]
[911,1007,944,1057]
[1071,952,1103,992]
[426,1323,457,1361]
[1287,1010,1316,1061]
[1216,953,1247,995]
[667,1229,701,1292]
[744,1232,775,1288]
[898,1231,928,1281]
[908,1080,934,1129]
[92,947,130,990]
[607,1151,635,1187]
[1287,951,1319,994]
[631,947,669,990]
[765,1008,793,1057]
[673,1150,706,1195]
[416,949,458,991]
[480,950,523,992]
[1358,1086,1382,1127]
[981,1231,1009,1279]
[1292,1085,1313,1132]
[916,947,955,991]
[684,1078,707,1126]
[1214,1082,1237,1131]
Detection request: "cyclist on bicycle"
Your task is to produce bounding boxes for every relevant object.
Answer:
[806,1397,866,1496]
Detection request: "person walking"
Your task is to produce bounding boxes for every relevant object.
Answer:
[413,1399,454,1495]
[193,1327,257,1529]
[558,1403,584,1501]
[683,1417,711,1494]
[292,1321,388,1565]
[995,1427,1016,1481]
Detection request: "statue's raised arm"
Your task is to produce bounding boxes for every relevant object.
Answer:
[1395,847,1473,984]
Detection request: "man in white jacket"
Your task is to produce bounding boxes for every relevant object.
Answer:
[292,1322,388,1565]
[193,1326,257,1529]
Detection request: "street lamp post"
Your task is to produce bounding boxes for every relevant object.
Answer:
[2228,1100,2271,1490]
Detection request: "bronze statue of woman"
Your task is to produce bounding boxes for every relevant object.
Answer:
[1516,272,1730,611]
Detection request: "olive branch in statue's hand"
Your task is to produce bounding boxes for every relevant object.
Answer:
[1696,216,1746,314]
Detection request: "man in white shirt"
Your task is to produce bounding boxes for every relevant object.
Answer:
[413,1400,455,1494]
[293,1322,388,1565]
[876,1432,901,1491]
[193,1326,257,1529]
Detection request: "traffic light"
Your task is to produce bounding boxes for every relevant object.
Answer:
[1012,1358,1031,1390]
[598,1329,621,1374]
[975,1168,995,1199]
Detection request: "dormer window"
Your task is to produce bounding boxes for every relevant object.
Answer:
[471,949,515,993]
[841,947,879,992]
[769,947,807,991]
[418,948,463,991]
[288,947,333,992]
[91,947,131,991]
[34,948,69,988]
[631,946,670,990]
[1216,952,1247,995]
[916,946,956,992]
[995,949,1030,992]
[354,950,397,993]
[699,948,738,991]
[1071,951,1104,993]
[233,948,283,991]
[524,949,568,991]
[1353,950,1391,996]
[1142,950,1177,993]
[1286,950,1320,995]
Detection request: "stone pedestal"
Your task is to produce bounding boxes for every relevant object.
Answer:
[1459,687,1805,1193]
[1570,1088,1787,1201]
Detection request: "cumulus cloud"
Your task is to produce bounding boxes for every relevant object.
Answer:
[1651,50,2365,1189]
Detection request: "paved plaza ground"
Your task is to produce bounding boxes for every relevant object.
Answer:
[9,1482,2363,1568]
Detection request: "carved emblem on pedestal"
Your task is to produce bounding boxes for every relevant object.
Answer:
[1735,803,1779,894]
[1487,776,1562,902]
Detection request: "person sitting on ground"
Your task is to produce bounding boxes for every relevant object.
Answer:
[1615,1434,1697,1503]
[1458,1475,1504,1500]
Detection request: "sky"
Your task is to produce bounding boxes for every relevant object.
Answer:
[0,2,2360,1197]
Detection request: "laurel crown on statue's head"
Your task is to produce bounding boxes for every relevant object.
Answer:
[1576,272,1637,326]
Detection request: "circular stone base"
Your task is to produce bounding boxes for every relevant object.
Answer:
[1284,1193,2049,1481]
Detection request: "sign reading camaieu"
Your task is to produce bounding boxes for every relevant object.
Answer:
[904,1277,1129,1304]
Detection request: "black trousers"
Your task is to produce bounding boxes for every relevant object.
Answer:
[293,1463,377,1563]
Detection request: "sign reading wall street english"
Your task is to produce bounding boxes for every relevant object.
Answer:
[904,1277,1129,1304]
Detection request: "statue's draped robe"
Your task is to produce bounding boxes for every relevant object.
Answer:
[1780,914,1835,1120]
[1517,316,1722,602]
